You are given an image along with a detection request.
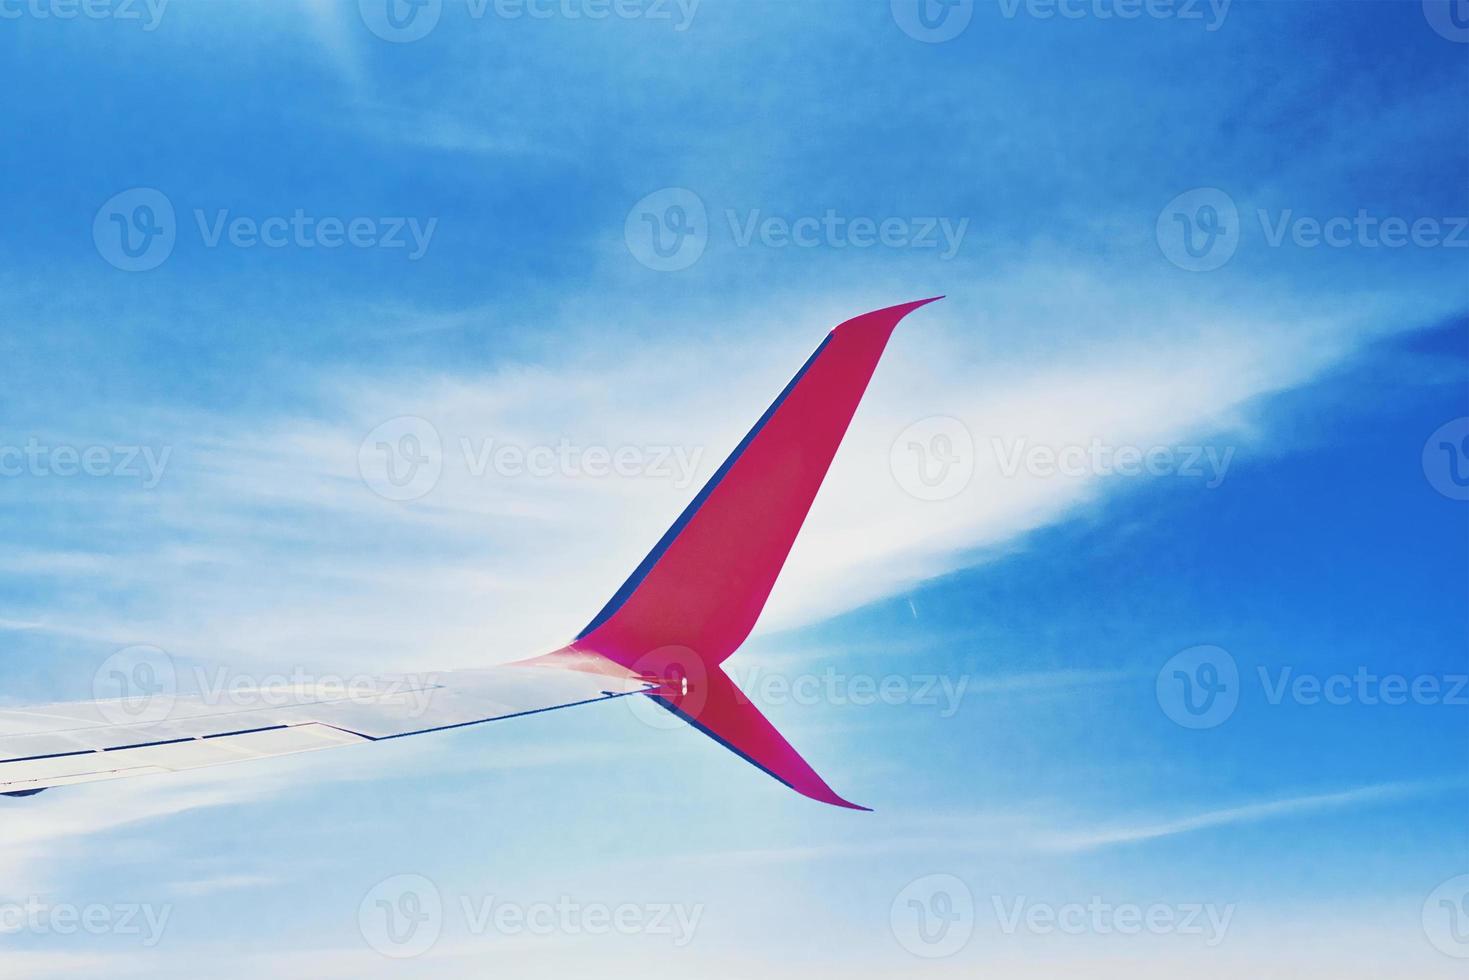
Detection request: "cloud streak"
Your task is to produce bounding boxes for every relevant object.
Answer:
[1029,779,1459,853]
[3,258,1437,682]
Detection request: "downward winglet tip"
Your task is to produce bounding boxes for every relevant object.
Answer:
[799,781,872,812]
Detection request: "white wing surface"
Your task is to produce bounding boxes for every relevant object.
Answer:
[0,665,651,797]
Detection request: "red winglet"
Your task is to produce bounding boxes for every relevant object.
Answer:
[525,298,942,809]
[650,667,873,810]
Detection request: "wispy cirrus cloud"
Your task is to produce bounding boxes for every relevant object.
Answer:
[4,257,1445,680]
[673,778,1463,868]
[1027,778,1462,854]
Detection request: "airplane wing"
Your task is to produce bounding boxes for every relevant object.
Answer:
[0,664,651,797]
[3,298,941,807]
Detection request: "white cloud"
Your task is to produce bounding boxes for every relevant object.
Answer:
[1027,779,1458,853]
[0,770,275,887]
[165,872,280,898]
[0,262,1444,678]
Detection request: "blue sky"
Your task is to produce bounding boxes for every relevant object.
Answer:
[1,1,1467,976]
